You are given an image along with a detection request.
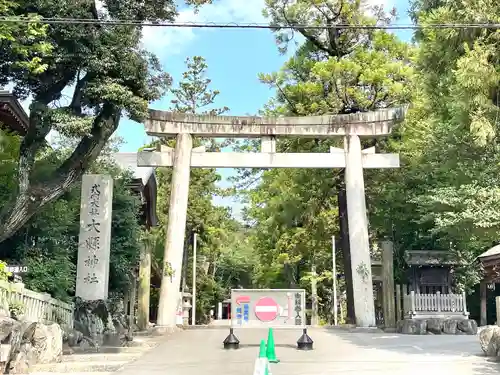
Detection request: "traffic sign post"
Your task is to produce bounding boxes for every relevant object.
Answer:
[222,289,313,351]
[230,289,305,329]
[255,297,280,322]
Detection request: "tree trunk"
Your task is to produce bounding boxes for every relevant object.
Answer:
[137,242,152,331]
[0,103,120,244]
[311,263,319,326]
[128,274,137,337]
[338,173,356,325]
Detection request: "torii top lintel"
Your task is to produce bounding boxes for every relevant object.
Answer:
[145,107,407,138]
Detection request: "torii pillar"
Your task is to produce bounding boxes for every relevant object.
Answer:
[138,108,406,329]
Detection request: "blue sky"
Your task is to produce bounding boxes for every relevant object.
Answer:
[115,0,413,218]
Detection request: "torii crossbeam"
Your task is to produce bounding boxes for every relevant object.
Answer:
[139,108,406,329]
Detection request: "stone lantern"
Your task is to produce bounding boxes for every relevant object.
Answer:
[182,292,192,325]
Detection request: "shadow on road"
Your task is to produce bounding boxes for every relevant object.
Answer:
[325,329,500,375]
[475,359,500,375]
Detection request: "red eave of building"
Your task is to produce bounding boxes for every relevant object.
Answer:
[0,91,29,136]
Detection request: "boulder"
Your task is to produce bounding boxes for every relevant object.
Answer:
[426,318,444,334]
[72,297,132,349]
[397,319,427,334]
[64,328,84,347]
[31,322,63,364]
[479,326,500,357]
[457,319,478,335]
[442,319,458,334]
[1,319,37,374]
[0,316,64,374]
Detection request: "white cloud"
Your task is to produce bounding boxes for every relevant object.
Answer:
[141,0,395,57]
[141,0,266,57]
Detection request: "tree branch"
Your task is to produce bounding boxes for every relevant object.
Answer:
[279,2,335,56]
[276,82,299,115]
[0,103,121,244]
[298,27,335,55]
[70,72,93,115]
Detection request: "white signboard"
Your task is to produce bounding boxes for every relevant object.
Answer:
[231,289,306,329]
[6,265,28,274]
[75,175,113,301]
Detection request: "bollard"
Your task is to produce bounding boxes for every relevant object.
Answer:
[296,328,313,350]
[223,328,240,349]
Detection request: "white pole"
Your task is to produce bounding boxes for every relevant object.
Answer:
[332,235,338,326]
[191,233,197,326]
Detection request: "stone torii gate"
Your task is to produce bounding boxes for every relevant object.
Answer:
[137,108,405,329]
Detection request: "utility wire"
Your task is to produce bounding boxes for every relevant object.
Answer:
[0,16,499,29]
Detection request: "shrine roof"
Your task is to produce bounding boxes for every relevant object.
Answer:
[112,152,158,228]
[112,152,155,186]
[478,245,500,262]
[405,250,457,266]
[0,91,29,135]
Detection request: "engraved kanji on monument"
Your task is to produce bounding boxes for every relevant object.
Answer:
[75,174,113,301]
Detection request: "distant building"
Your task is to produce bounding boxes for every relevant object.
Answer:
[112,152,158,229]
[0,91,28,135]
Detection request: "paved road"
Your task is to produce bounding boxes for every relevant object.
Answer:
[116,328,500,375]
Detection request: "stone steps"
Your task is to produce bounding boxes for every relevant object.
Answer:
[61,352,143,362]
[31,360,129,373]
[32,335,160,373]
[30,332,164,373]
[77,345,151,354]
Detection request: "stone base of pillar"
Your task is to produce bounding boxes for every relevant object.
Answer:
[152,325,182,335]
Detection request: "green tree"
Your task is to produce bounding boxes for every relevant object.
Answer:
[0,0,52,74]
[0,134,144,300]
[171,56,229,115]
[367,0,500,293]
[0,0,212,243]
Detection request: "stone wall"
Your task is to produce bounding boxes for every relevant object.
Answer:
[397,318,478,335]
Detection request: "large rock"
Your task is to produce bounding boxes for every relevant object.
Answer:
[457,319,478,335]
[31,322,63,364]
[442,319,458,334]
[479,326,500,357]
[1,319,37,374]
[426,319,444,334]
[397,318,478,335]
[64,328,83,347]
[397,319,427,334]
[0,316,64,374]
[72,297,131,349]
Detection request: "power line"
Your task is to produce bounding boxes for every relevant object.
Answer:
[0,17,499,30]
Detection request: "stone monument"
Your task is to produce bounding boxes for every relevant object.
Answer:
[75,174,113,301]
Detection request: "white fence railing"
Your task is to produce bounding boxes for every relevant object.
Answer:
[403,290,469,318]
[0,280,74,328]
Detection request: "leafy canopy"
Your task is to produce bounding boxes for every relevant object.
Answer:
[0,0,210,243]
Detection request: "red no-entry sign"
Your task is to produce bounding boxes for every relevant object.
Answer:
[254,297,279,322]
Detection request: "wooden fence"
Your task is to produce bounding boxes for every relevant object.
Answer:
[398,288,469,319]
[0,281,74,328]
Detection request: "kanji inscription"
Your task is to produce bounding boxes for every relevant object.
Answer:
[75,175,113,301]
